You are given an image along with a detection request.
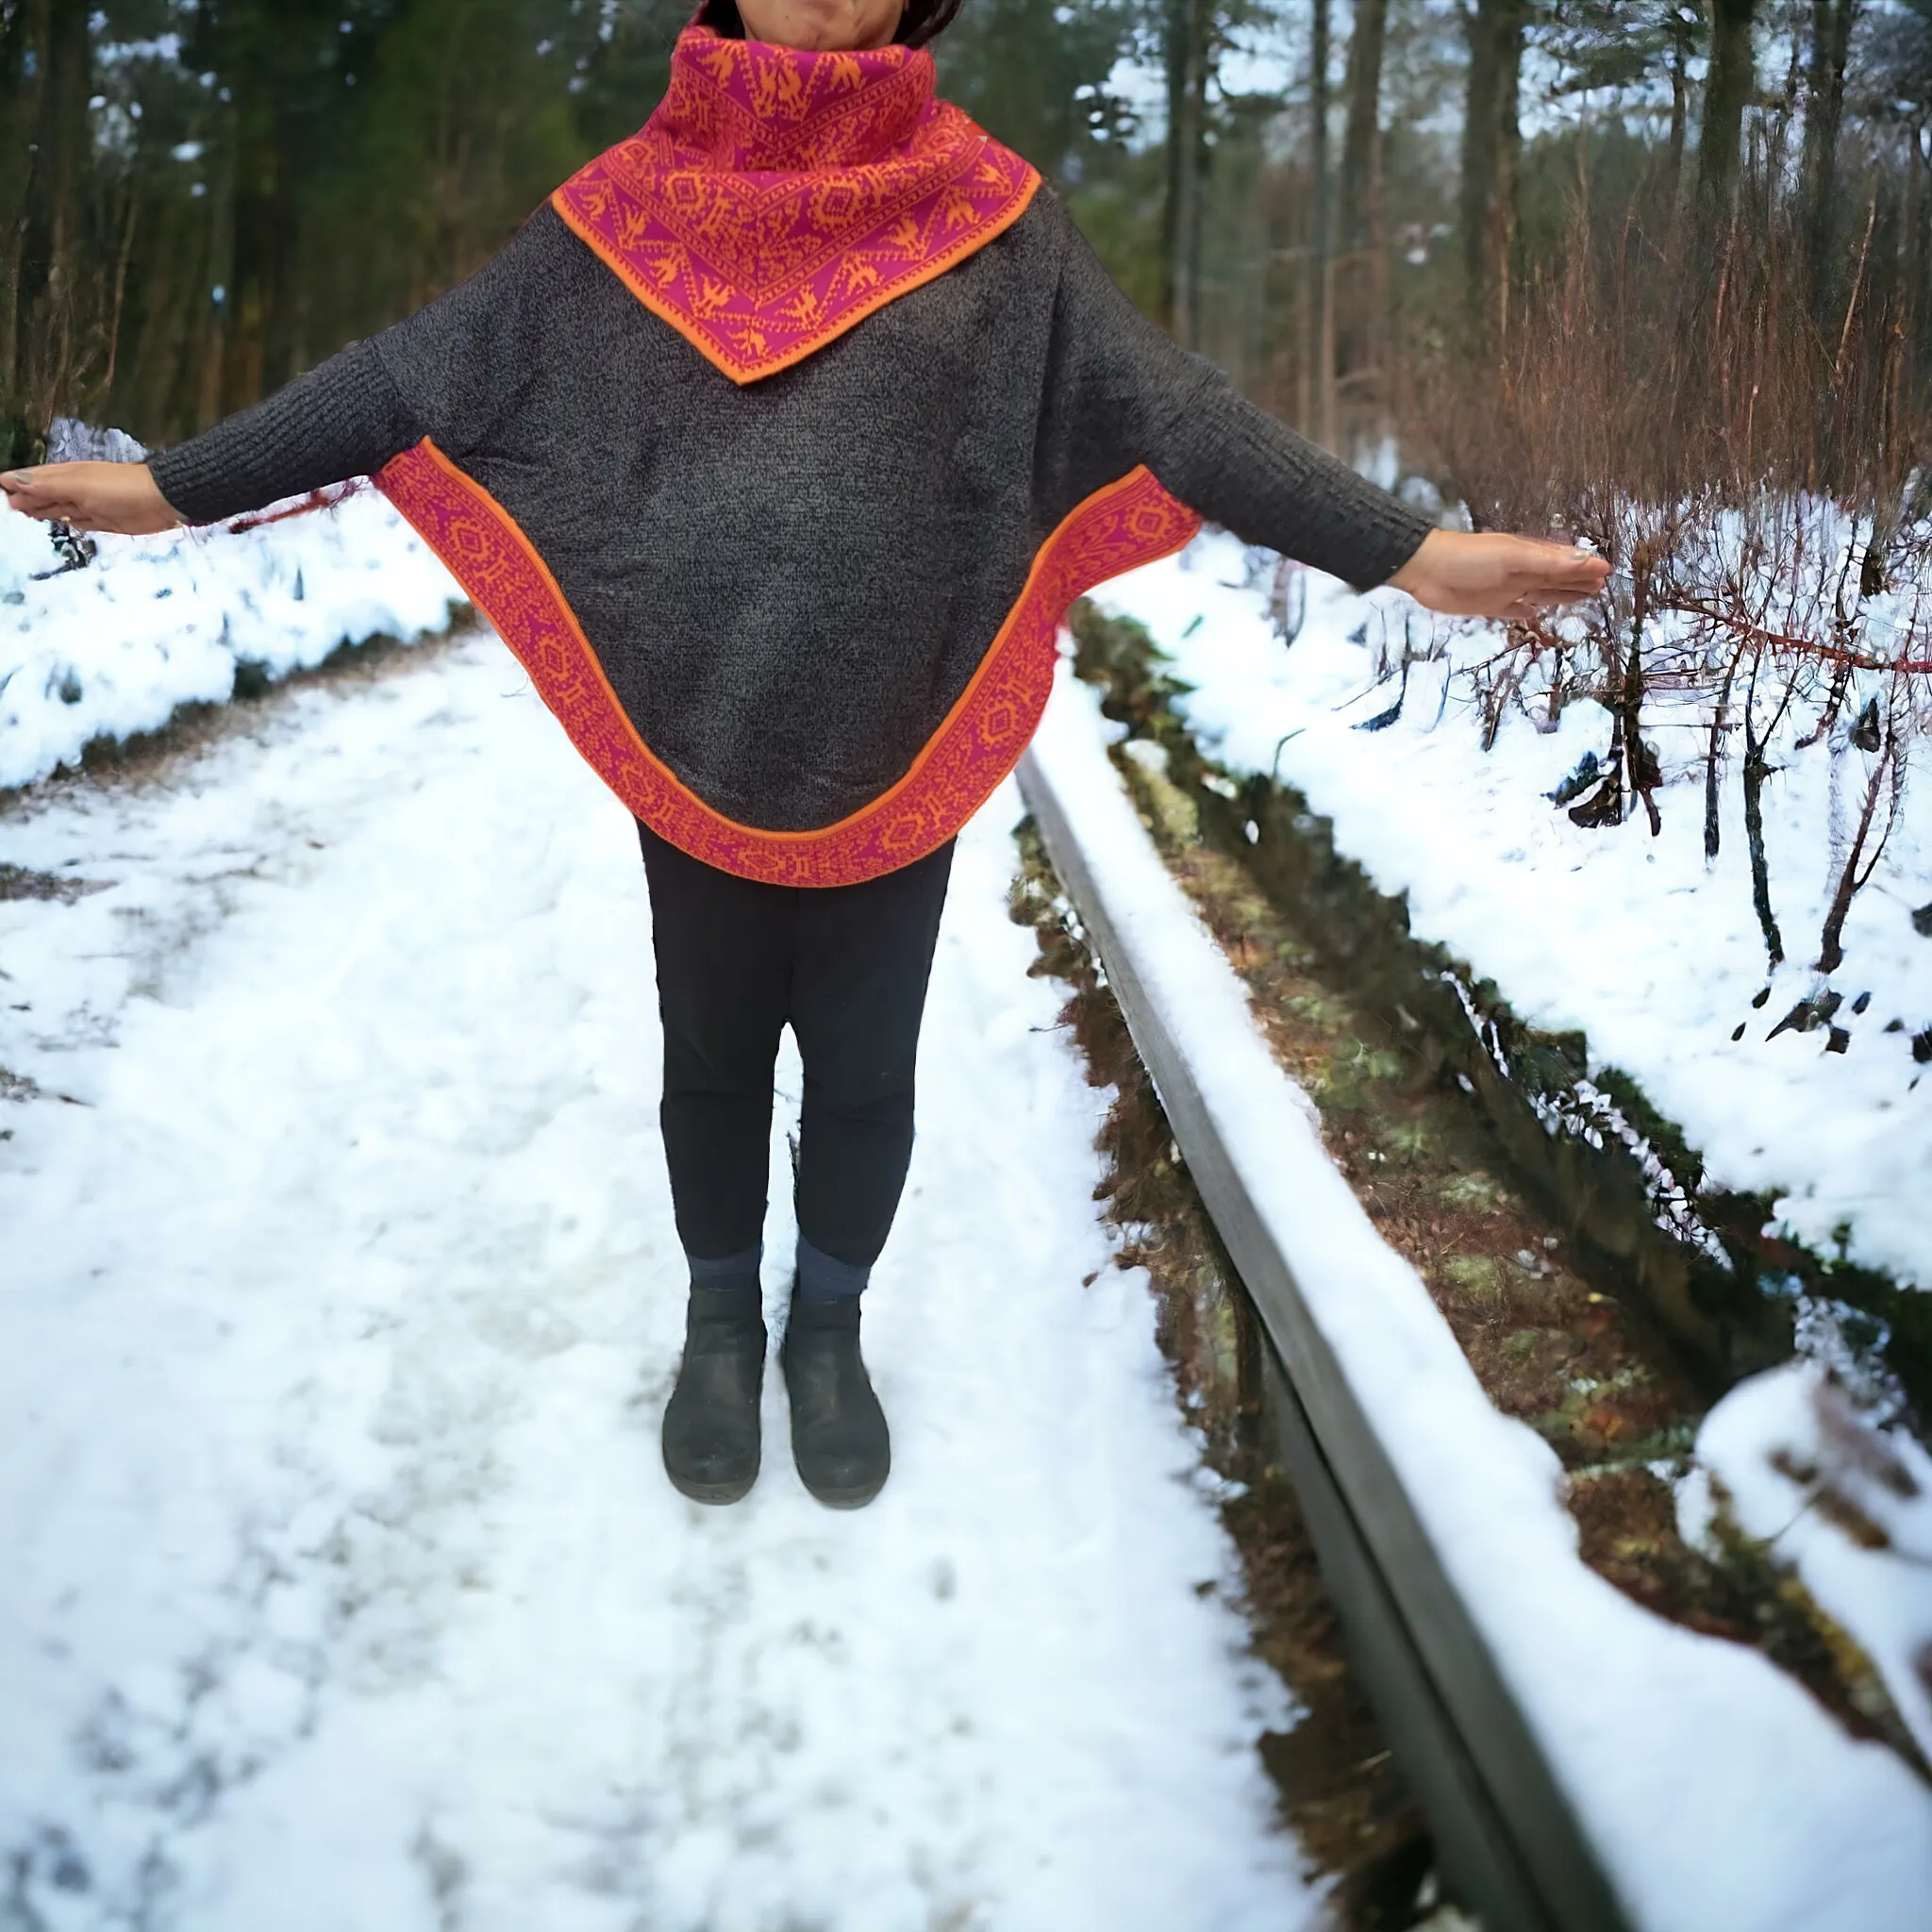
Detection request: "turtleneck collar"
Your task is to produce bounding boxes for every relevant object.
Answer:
[550,25,1040,384]
[656,27,935,172]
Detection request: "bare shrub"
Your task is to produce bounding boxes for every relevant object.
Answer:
[1407,158,1932,975]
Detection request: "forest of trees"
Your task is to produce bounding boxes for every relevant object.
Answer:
[8,0,1932,482]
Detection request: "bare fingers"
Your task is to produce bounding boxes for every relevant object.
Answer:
[0,463,183,537]
[1507,543,1611,608]
[1392,531,1612,621]
[0,473,84,523]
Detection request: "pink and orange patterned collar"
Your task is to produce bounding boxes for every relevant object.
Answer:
[550,26,1040,384]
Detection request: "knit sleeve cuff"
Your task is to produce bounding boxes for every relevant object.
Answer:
[1160,384,1437,591]
[149,341,419,526]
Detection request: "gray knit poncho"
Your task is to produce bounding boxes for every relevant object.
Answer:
[152,34,1429,883]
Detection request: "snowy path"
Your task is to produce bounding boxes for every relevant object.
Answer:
[0,637,1308,1932]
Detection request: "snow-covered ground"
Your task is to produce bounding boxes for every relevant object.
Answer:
[1095,535,1932,1297]
[1026,673,1932,1932]
[0,488,460,791]
[0,635,1310,1930]
[1685,1357,1932,1770]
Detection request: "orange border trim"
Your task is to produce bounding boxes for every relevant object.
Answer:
[550,161,1041,387]
[376,440,1200,886]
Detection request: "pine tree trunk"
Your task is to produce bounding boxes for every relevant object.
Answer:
[1164,0,1209,351]
[17,0,91,440]
[1309,0,1334,446]
[1338,0,1386,253]
[0,0,49,464]
[1911,122,1930,356]
[223,137,288,417]
[1663,19,1690,220]
[0,0,92,457]
[1335,0,1387,407]
[1698,0,1757,217]
[1801,0,1854,313]
[203,0,297,420]
[1459,0,1526,326]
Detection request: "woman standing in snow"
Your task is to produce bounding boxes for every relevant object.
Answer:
[1,0,1606,1511]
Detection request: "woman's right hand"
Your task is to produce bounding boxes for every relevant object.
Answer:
[0,461,184,536]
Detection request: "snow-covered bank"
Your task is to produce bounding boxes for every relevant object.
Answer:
[1094,534,1932,1299]
[1686,1358,1932,1764]
[0,639,1307,1930]
[0,488,461,791]
[1024,671,1932,1932]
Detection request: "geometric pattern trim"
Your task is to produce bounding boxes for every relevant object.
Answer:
[551,27,1040,384]
[375,438,1202,885]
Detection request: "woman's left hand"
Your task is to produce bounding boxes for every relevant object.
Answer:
[1390,528,1609,620]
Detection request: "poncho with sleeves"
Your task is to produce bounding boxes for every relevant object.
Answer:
[151,26,1432,886]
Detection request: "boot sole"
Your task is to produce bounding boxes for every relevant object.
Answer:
[799,1468,889,1510]
[665,1458,759,1506]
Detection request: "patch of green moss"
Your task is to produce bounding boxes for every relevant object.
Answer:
[1438,1173,1515,1216]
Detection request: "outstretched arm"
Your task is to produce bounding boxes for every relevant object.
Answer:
[1047,219,1608,620]
[1,214,550,538]
[1,337,420,535]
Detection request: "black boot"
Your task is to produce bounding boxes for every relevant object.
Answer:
[662,1282,766,1505]
[781,1290,890,1509]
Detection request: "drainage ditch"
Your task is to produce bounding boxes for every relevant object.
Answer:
[1054,596,1930,1785]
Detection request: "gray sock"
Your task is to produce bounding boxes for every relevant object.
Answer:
[688,1241,762,1295]
[796,1237,872,1305]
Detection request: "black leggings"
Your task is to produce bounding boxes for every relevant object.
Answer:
[639,823,956,1268]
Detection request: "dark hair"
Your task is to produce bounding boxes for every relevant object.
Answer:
[697,0,965,51]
